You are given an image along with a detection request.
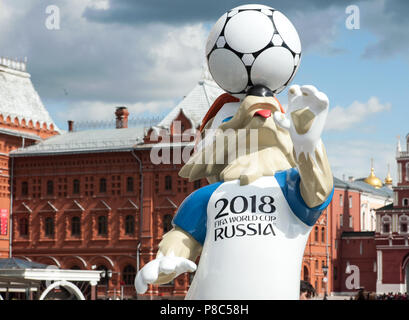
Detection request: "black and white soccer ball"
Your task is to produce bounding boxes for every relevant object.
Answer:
[206,4,302,97]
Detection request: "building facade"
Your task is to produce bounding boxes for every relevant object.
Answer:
[1,58,399,299]
[374,135,409,294]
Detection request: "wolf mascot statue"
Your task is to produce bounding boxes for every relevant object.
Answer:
[135,82,334,299]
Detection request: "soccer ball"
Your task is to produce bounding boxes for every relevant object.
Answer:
[206,4,301,97]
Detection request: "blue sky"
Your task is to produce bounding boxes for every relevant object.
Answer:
[1,0,408,182]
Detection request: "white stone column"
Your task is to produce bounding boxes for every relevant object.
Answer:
[376,250,383,293]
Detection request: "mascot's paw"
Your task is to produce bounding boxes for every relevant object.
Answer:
[135,254,197,294]
[274,84,329,161]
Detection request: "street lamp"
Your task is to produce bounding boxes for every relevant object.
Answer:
[322,265,328,300]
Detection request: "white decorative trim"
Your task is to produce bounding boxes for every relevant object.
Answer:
[47,256,61,268]
[39,280,85,300]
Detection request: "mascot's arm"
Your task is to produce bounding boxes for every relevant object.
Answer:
[153,227,202,284]
[274,85,333,208]
[135,183,218,294]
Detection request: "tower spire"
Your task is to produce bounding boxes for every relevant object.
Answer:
[385,163,393,188]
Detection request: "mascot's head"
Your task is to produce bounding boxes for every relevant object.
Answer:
[179,85,297,185]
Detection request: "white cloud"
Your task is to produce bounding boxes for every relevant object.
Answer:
[325,138,397,183]
[325,97,391,131]
[57,99,176,123]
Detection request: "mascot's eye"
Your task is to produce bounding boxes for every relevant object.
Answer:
[222,116,233,123]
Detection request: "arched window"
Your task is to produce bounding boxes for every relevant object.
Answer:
[73,179,80,194]
[47,180,54,195]
[314,226,319,242]
[126,177,134,192]
[339,194,343,207]
[349,196,353,209]
[403,199,409,207]
[321,227,325,243]
[21,181,28,196]
[165,175,172,190]
[98,216,108,235]
[71,216,81,236]
[163,214,173,234]
[45,217,54,236]
[99,178,107,193]
[125,215,135,235]
[19,217,28,236]
[70,265,81,270]
[122,265,136,285]
[303,266,309,282]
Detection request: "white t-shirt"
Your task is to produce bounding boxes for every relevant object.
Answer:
[173,168,333,300]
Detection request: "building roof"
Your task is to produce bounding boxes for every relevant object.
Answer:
[10,127,143,156]
[155,66,225,131]
[333,176,393,199]
[376,203,394,211]
[0,58,58,131]
[0,258,49,270]
[10,65,224,157]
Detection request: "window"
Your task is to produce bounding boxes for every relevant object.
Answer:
[403,199,409,207]
[194,180,201,190]
[315,260,319,269]
[349,216,353,228]
[126,177,134,192]
[99,178,107,193]
[165,175,172,190]
[47,180,54,196]
[314,226,319,242]
[44,217,54,236]
[321,227,325,243]
[399,216,408,233]
[19,218,28,236]
[98,216,108,235]
[163,214,173,234]
[73,179,80,194]
[340,214,343,227]
[71,216,81,236]
[349,196,353,209]
[382,216,391,234]
[21,181,28,196]
[340,194,343,207]
[122,265,136,285]
[125,215,135,235]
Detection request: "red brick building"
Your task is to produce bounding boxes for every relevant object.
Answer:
[374,135,409,294]
[1,59,397,299]
[0,58,58,259]
[8,72,223,299]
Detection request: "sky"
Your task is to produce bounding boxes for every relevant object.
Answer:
[0,0,408,182]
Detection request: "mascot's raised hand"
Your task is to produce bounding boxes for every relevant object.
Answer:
[274,84,332,208]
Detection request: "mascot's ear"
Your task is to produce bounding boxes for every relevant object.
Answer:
[199,93,240,132]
